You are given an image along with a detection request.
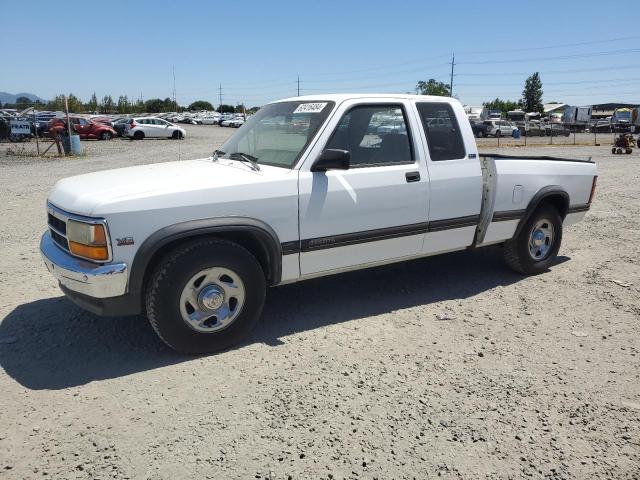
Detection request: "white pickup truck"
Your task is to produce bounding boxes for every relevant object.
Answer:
[41,94,598,353]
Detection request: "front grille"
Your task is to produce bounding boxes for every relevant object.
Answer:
[50,228,69,250]
[48,213,66,234]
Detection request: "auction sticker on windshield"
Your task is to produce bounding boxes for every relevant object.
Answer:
[294,102,328,114]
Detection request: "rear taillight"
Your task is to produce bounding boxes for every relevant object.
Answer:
[130,121,136,129]
[588,175,598,204]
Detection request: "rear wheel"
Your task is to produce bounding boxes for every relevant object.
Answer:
[145,238,266,354]
[496,130,502,137]
[504,205,562,275]
[477,130,485,138]
[134,131,144,140]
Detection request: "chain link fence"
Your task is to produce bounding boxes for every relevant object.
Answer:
[476,128,636,148]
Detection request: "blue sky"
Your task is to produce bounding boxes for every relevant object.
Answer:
[2,0,639,108]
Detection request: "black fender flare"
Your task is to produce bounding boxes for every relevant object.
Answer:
[513,186,569,239]
[127,217,283,303]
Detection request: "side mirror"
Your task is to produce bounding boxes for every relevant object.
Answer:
[311,149,350,172]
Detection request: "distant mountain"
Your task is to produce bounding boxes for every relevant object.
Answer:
[0,92,48,104]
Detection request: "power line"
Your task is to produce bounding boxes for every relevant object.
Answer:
[455,64,640,77]
[458,47,640,65]
[459,35,640,55]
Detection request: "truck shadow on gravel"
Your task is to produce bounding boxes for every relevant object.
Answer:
[0,247,569,390]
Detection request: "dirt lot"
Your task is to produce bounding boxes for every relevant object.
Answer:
[1,126,639,479]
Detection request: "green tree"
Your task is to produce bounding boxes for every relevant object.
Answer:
[101,95,115,113]
[247,106,260,114]
[144,98,166,113]
[117,95,130,114]
[188,100,214,111]
[217,104,235,113]
[234,104,246,114]
[132,97,144,113]
[15,96,32,108]
[482,98,522,115]
[522,72,544,114]
[66,94,84,113]
[416,79,450,97]
[87,92,98,112]
[46,95,65,111]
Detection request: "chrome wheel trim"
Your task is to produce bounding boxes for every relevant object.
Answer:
[528,219,554,261]
[179,267,246,333]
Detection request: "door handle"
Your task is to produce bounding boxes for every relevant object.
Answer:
[405,171,420,183]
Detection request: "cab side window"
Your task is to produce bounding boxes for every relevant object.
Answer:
[417,103,466,161]
[325,104,413,167]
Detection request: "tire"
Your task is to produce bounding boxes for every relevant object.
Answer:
[504,204,563,275]
[145,238,266,354]
[100,131,112,140]
[496,130,502,137]
[134,131,144,140]
[477,130,484,138]
[612,148,617,154]
[171,130,182,139]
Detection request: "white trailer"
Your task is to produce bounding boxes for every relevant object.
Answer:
[563,106,592,132]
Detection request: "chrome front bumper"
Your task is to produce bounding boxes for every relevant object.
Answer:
[40,231,128,299]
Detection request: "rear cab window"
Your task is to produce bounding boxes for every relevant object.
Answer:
[416,102,466,161]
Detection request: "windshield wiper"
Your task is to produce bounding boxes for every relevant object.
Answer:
[228,152,260,171]
[212,149,225,161]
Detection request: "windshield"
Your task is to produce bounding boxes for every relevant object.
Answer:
[616,111,631,119]
[217,100,335,168]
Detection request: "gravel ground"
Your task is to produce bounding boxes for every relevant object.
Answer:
[1,126,639,479]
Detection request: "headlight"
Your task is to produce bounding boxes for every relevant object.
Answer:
[67,219,109,261]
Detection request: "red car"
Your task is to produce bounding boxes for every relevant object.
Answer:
[49,117,117,140]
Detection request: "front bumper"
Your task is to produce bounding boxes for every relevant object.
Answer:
[40,231,128,299]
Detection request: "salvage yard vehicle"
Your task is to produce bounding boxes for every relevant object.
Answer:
[483,119,519,137]
[40,94,598,354]
[519,120,546,137]
[125,117,186,140]
[49,117,117,140]
[470,120,490,138]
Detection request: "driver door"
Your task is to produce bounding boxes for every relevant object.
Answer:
[297,100,430,276]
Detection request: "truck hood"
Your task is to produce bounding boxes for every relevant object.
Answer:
[48,158,290,216]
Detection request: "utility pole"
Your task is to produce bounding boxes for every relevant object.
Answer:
[218,83,222,111]
[297,75,300,97]
[172,65,177,112]
[449,53,455,97]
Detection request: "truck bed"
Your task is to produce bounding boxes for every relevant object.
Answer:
[475,153,597,246]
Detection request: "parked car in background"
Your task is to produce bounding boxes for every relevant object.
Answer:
[519,120,546,137]
[228,117,245,128]
[544,123,571,137]
[110,118,130,137]
[217,114,234,126]
[470,120,490,138]
[49,117,117,140]
[483,120,519,137]
[125,117,186,140]
[201,115,222,125]
[589,119,611,133]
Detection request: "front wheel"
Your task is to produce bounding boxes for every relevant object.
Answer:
[145,238,266,354]
[100,131,112,140]
[171,130,182,139]
[496,130,502,137]
[504,205,562,275]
